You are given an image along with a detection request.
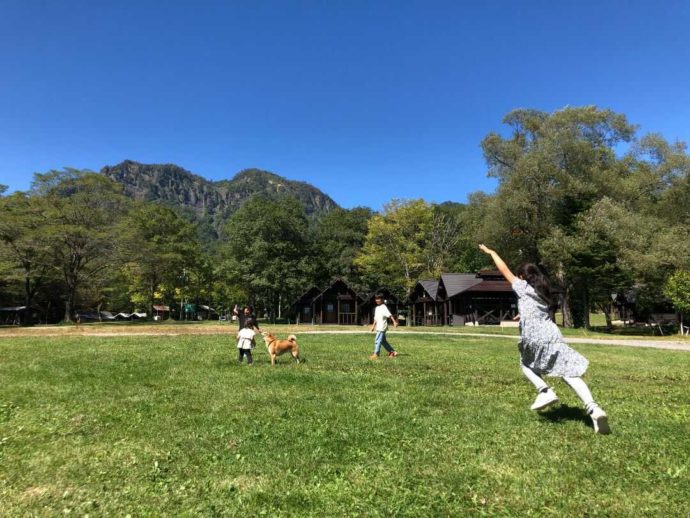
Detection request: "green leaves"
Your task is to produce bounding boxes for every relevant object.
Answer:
[477,107,690,327]
[664,271,690,316]
[217,196,312,316]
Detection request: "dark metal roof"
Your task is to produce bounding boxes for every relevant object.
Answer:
[418,280,439,300]
[440,274,482,298]
[465,279,514,293]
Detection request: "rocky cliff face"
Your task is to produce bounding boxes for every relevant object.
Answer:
[101,160,339,236]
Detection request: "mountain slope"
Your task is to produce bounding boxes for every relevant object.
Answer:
[101,160,339,237]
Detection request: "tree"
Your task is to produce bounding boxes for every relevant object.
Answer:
[433,201,486,273]
[664,271,690,334]
[32,170,129,322]
[539,199,635,328]
[218,195,312,320]
[478,107,645,325]
[0,193,55,325]
[480,106,636,264]
[117,203,202,318]
[355,199,459,295]
[311,207,372,290]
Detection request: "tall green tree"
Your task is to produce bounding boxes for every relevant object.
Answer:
[218,195,312,319]
[478,107,640,326]
[32,169,129,322]
[312,207,372,290]
[479,106,636,263]
[539,199,636,328]
[0,193,54,325]
[433,201,486,273]
[117,203,202,318]
[664,271,690,334]
[355,199,461,295]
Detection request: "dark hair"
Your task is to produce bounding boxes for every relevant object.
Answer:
[374,293,384,299]
[244,317,256,329]
[516,263,553,306]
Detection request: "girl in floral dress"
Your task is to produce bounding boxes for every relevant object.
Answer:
[479,244,610,434]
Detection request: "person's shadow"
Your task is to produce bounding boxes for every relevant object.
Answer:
[538,404,592,430]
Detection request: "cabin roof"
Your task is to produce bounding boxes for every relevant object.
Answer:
[440,273,483,298]
[418,279,439,300]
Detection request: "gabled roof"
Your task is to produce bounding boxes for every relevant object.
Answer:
[418,279,439,300]
[311,278,364,303]
[440,273,482,298]
[293,286,321,306]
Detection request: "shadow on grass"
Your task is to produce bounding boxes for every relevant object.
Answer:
[538,404,592,429]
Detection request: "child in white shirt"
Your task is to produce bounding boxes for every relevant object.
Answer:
[370,293,399,359]
[236,319,256,365]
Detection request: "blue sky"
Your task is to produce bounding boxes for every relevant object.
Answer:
[1,1,689,209]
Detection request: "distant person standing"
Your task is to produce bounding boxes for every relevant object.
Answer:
[234,305,261,332]
[370,293,398,359]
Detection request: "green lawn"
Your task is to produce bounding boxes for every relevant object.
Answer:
[1,333,689,516]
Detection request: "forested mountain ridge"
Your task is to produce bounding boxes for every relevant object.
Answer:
[101,160,339,235]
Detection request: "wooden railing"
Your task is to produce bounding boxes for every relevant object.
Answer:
[339,313,357,325]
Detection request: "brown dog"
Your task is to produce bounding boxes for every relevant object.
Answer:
[261,331,301,366]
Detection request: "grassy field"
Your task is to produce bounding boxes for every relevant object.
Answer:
[1,333,689,516]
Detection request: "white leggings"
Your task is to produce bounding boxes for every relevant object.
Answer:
[521,365,596,411]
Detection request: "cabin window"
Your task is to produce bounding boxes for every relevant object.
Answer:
[327,303,334,312]
[342,303,350,313]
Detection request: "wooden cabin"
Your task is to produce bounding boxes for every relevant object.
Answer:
[409,280,445,326]
[294,280,363,325]
[439,270,517,325]
[292,287,321,324]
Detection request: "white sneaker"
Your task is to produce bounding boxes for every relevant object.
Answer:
[590,407,611,435]
[530,388,559,411]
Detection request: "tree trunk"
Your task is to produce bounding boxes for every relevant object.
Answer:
[63,267,78,323]
[603,303,612,330]
[680,313,685,336]
[64,296,73,323]
[561,289,573,328]
[23,274,35,326]
[149,279,156,321]
[583,284,591,329]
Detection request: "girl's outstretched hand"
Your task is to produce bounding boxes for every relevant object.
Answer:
[478,244,494,255]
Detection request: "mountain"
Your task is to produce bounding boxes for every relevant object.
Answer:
[101,160,339,238]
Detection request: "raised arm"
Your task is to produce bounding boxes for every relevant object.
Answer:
[478,244,517,284]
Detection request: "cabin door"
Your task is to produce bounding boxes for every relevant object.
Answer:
[324,301,337,324]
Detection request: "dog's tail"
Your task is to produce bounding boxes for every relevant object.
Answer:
[288,334,297,342]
